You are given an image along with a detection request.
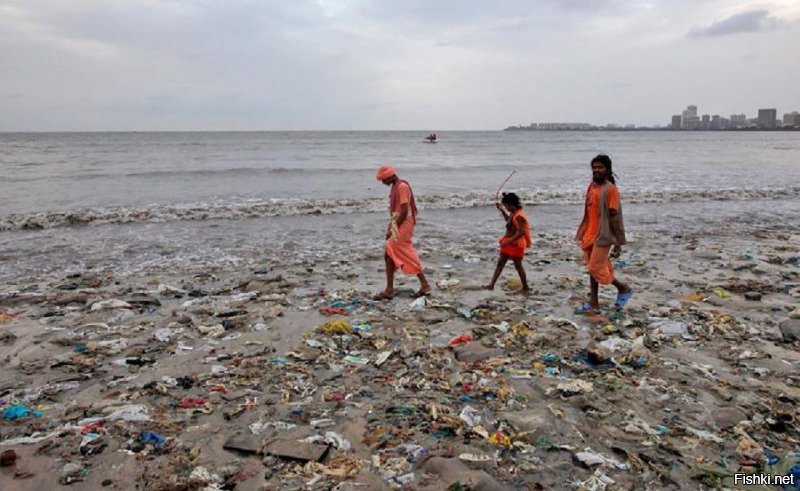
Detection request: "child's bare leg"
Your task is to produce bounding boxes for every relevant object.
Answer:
[512,257,529,292]
[483,255,508,290]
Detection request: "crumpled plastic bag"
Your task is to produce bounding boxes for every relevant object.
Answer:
[3,404,42,420]
[459,406,482,427]
[574,447,628,470]
[105,404,150,422]
[90,299,132,311]
[555,380,594,396]
[409,297,427,311]
[319,319,353,335]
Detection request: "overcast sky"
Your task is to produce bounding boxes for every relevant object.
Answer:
[1,0,799,131]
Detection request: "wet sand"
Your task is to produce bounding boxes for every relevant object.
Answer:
[0,211,799,490]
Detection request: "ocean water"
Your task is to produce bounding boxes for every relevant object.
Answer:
[1,131,799,281]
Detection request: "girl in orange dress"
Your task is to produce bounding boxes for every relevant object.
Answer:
[483,192,531,293]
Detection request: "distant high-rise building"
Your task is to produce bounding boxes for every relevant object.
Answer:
[700,114,710,130]
[729,114,748,128]
[685,116,700,130]
[681,105,698,129]
[783,111,800,127]
[757,109,777,129]
[671,115,682,129]
[711,115,721,130]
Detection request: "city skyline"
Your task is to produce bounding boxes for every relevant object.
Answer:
[505,104,800,131]
[668,104,800,130]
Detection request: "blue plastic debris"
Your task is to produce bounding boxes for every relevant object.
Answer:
[141,431,166,445]
[352,324,372,333]
[3,404,40,420]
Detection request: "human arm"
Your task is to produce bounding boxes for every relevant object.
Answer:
[496,202,510,222]
[607,187,623,256]
[609,209,623,257]
[392,183,412,228]
[394,203,409,227]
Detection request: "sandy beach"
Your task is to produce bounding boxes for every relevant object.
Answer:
[1,201,798,490]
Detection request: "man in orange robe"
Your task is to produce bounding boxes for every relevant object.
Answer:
[374,165,431,300]
[575,154,633,313]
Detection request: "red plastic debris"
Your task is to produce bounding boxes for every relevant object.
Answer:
[319,307,349,316]
[177,397,207,408]
[81,421,104,434]
[447,334,472,347]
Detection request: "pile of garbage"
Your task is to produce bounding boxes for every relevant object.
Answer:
[0,237,798,490]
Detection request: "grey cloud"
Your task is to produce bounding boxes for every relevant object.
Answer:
[357,0,626,27]
[690,9,780,37]
[550,0,620,11]
[1,0,799,130]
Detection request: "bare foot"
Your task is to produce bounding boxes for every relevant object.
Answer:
[516,288,531,296]
[482,284,495,291]
[373,290,394,301]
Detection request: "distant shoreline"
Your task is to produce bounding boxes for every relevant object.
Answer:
[504,126,800,132]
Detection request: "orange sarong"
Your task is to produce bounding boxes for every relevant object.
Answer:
[583,244,615,285]
[386,220,423,275]
[385,181,423,275]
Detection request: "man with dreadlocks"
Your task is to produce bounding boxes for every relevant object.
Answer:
[575,154,634,313]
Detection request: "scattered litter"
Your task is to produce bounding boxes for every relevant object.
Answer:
[435,278,461,290]
[555,380,594,396]
[1,230,796,489]
[574,448,629,470]
[409,297,427,311]
[323,431,352,451]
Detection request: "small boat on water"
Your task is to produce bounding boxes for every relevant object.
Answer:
[423,133,438,143]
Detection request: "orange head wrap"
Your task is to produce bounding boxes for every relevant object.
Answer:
[375,165,396,181]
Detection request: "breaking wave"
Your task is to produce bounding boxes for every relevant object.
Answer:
[2,186,798,232]
[4,162,543,182]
